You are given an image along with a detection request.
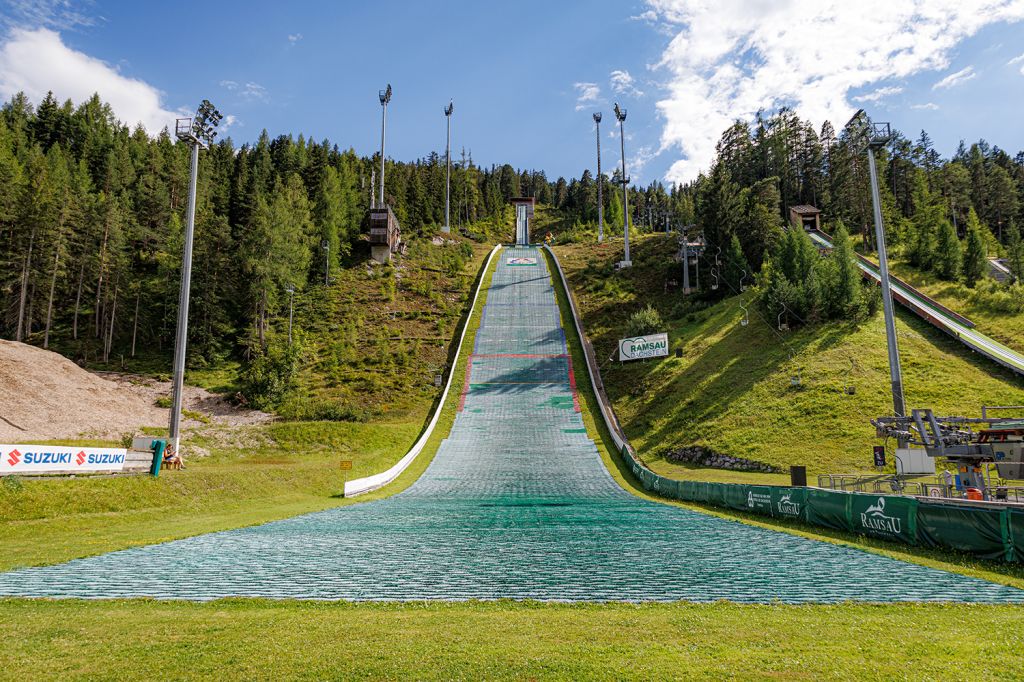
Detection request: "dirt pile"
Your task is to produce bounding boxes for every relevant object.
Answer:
[0,340,270,442]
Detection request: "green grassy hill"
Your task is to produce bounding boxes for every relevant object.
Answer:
[555,234,1024,483]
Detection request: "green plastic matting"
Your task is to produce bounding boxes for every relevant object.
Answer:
[0,245,1022,602]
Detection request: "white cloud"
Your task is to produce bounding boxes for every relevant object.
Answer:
[852,85,903,103]
[933,65,977,89]
[2,0,98,30]
[287,33,302,44]
[644,0,1024,183]
[0,27,180,134]
[220,79,269,102]
[573,82,601,111]
[610,69,644,97]
[1009,51,1024,73]
[911,102,940,110]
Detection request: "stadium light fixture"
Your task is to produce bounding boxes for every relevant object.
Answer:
[378,84,392,208]
[848,108,905,423]
[444,100,454,233]
[169,99,223,458]
[593,112,604,243]
[614,103,630,266]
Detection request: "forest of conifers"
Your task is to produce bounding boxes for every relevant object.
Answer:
[2,91,1024,370]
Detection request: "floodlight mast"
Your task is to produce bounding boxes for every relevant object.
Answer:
[593,112,604,243]
[170,100,222,457]
[443,100,453,233]
[614,103,630,266]
[378,84,392,209]
[848,109,906,428]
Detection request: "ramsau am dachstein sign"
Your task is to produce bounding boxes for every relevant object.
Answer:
[619,332,669,361]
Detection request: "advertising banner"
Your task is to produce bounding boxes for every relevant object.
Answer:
[849,493,917,544]
[1,445,128,475]
[744,486,775,516]
[770,487,807,521]
[619,333,669,361]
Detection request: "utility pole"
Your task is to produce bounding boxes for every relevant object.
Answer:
[378,84,392,208]
[593,112,604,242]
[322,240,330,286]
[170,100,222,458]
[443,100,453,233]
[286,285,295,346]
[614,103,630,266]
[852,110,906,423]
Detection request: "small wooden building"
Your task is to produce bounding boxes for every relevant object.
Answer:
[369,206,401,263]
[788,205,821,232]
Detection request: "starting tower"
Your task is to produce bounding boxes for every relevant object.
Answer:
[511,197,535,245]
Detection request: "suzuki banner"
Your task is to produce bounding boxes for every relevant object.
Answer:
[1,445,128,475]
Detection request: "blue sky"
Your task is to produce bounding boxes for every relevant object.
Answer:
[1,1,1024,185]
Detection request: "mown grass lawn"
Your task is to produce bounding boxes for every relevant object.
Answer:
[1,599,1022,680]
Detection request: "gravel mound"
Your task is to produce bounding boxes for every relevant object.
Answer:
[0,340,269,442]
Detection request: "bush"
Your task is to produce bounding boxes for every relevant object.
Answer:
[625,305,664,337]
[240,339,304,410]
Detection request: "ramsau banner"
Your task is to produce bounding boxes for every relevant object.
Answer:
[1,445,128,475]
[619,333,669,361]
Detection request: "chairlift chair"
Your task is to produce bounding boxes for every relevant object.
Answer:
[739,269,749,292]
[710,267,720,291]
[778,308,789,331]
[739,302,749,327]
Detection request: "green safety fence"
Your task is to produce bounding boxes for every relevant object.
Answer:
[617,445,1021,562]
[917,503,1011,561]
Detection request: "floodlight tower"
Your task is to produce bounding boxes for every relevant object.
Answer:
[378,84,392,208]
[443,100,454,233]
[614,103,631,266]
[593,112,604,243]
[849,109,906,423]
[170,99,222,457]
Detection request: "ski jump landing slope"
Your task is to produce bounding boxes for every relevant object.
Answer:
[0,246,1020,602]
[807,229,1024,376]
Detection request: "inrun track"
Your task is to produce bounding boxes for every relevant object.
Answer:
[1,246,1022,603]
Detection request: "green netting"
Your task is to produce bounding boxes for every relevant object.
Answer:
[1,245,1021,603]
[1009,510,1024,564]
[806,489,853,532]
[725,484,750,512]
[849,493,918,545]
[917,503,1011,561]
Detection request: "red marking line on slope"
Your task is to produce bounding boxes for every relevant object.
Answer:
[458,357,473,412]
[566,358,581,413]
[469,353,570,359]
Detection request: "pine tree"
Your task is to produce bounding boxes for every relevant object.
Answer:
[934,218,962,281]
[962,209,987,287]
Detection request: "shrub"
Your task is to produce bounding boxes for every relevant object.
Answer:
[625,305,664,337]
[240,339,304,410]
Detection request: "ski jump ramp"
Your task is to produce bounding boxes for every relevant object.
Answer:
[0,246,1020,602]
